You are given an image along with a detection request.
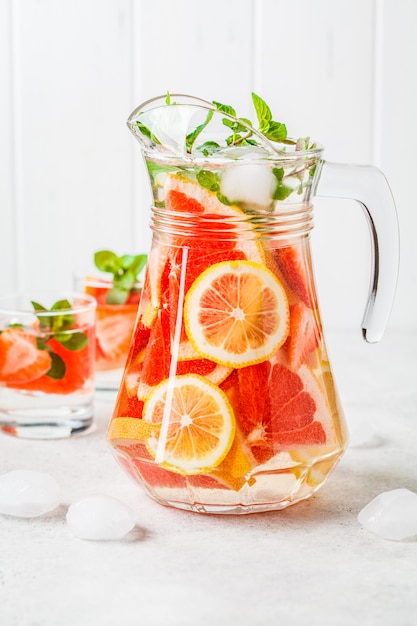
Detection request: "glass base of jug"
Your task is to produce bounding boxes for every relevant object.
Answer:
[135,458,343,515]
[149,493,317,515]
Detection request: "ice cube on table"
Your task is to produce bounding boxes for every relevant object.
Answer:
[66,495,135,541]
[358,488,417,540]
[0,469,61,518]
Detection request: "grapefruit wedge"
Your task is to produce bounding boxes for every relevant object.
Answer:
[0,328,52,384]
[235,361,337,464]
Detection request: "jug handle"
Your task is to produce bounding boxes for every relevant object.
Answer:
[315,161,400,343]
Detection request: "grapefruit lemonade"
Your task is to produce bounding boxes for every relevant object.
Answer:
[107,94,349,513]
[77,250,146,390]
[0,292,96,439]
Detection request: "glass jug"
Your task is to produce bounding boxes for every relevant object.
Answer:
[107,95,399,514]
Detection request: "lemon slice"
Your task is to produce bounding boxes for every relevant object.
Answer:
[143,374,235,475]
[184,260,289,368]
[107,417,154,442]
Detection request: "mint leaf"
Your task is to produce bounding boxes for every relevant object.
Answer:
[129,254,147,277]
[51,299,71,310]
[49,300,75,335]
[212,101,255,145]
[273,184,293,201]
[195,141,221,156]
[215,191,232,206]
[135,119,161,145]
[94,250,120,274]
[120,255,137,269]
[239,117,253,127]
[197,170,220,192]
[186,110,214,153]
[264,121,287,142]
[135,120,154,141]
[94,249,145,303]
[31,301,48,312]
[36,337,48,351]
[221,117,249,134]
[252,93,272,132]
[61,332,89,351]
[46,352,66,380]
[94,250,146,304]
[212,101,236,117]
[146,161,170,178]
[31,301,51,329]
[196,170,231,205]
[272,168,293,200]
[251,93,288,143]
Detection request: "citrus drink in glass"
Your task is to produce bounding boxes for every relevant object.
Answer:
[0,292,96,438]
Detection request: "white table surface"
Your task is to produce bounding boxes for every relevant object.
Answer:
[1,329,416,626]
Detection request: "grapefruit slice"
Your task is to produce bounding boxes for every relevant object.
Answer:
[165,173,264,262]
[11,329,94,394]
[272,245,313,308]
[184,260,289,368]
[165,173,255,218]
[136,360,231,402]
[286,302,321,370]
[142,374,235,475]
[0,328,52,384]
[95,305,137,369]
[235,361,336,464]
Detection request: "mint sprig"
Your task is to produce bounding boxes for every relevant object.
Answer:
[250,93,290,144]
[31,299,89,380]
[196,170,231,206]
[136,91,315,155]
[212,93,292,148]
[212,100,257,148]
[94,250,147,304]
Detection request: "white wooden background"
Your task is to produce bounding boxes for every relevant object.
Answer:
[1,0,416,335]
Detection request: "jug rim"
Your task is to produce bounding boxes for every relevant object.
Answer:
[127,93,324,160]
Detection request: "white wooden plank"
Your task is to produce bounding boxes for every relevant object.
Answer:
[253,0,376,332]
[0,0,17,294]
[374,0,417,331]
[253,0,375,162]
[129,0,256,255]
[13,0,136,292]
[133,0,254,106]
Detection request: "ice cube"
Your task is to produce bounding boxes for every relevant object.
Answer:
[220,164,277,207]
[358,488,417,540]
[66,495,135,541]
[0,469,61,518]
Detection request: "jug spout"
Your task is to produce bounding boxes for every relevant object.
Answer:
[126,93,308,161]
[316,161,400,343]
